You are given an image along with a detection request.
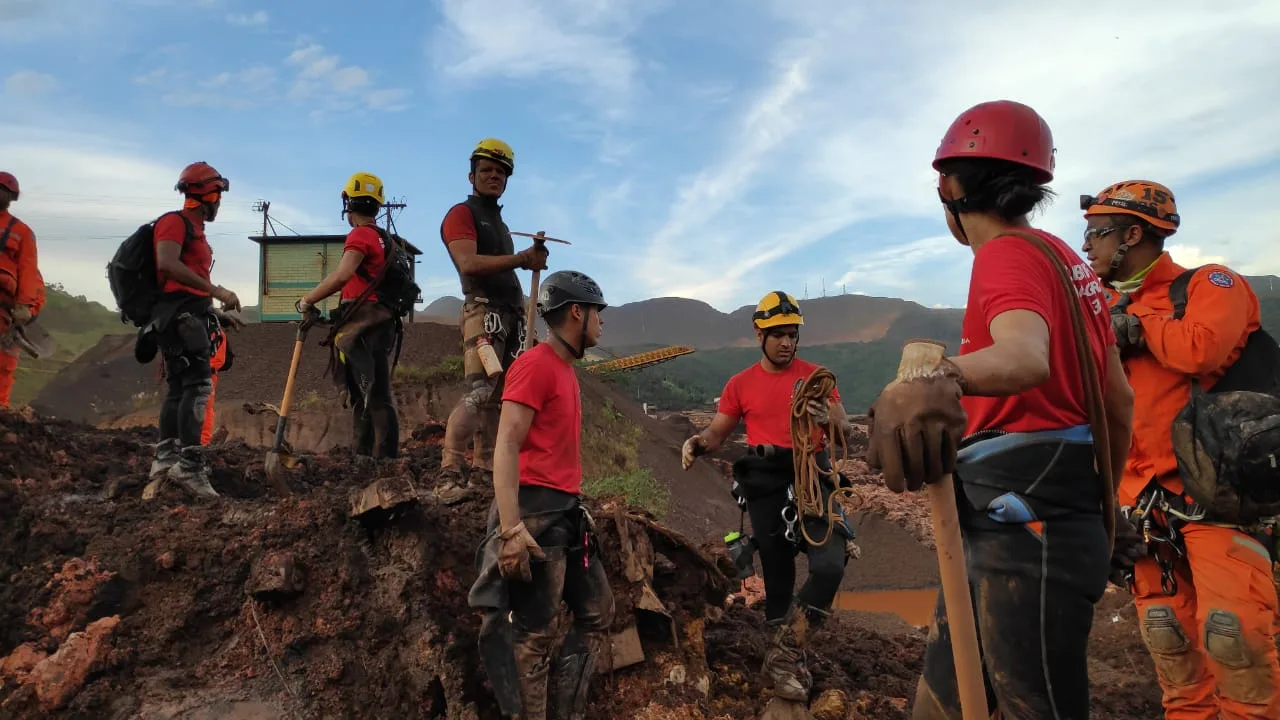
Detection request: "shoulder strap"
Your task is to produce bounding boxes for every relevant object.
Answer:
[1001,230,1116,550]
[0,216,18,256]
[1168,266,1201,320]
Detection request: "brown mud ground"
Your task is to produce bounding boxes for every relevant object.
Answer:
[0,410,1169,719]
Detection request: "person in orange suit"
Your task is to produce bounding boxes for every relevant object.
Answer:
[0,171,46,410]
[199,320,235,445]
[1082,180,1280,719]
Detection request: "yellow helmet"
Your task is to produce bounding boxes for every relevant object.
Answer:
[471,137,514,175]
[342,172,385,204]
[752,291,804,330]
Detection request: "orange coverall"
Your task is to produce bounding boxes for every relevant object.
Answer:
[0,209,45,409]
[200,325,228,445]
[1111,251,1280,719]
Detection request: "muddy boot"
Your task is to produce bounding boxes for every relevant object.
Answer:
[143,438,180,500]
[549,630,606,720]
[168,447,219,499]
[513,635,553,720]
[762,606,812,702]
[432,466,474,506]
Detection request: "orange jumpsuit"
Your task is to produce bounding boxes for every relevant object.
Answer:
[1111,251,1280,719]
[0,210,45,409]
[200,325,228,445]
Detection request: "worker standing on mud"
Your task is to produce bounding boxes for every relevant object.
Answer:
[0,171,45,410]
[295,173,400,459]
[1083,180,1280,718]
[466,270,613,720]
[863,100,1135,719]
[143,162,240,500]
[434,138,550,505]
[680,290,858,705]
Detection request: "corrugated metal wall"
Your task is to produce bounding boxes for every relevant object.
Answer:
[258,242,339,321]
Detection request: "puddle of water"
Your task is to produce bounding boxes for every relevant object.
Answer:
[833,587,939,626]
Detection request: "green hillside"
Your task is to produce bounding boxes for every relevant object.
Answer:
[9,284,134,407]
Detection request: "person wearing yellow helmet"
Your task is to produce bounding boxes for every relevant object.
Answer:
[680,290,858,705]
[294,172,400,459]
[435,137,550,504]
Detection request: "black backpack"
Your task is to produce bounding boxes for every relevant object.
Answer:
[106,211,194,327]
[357,226,420,318]
[1168,266,1280,524]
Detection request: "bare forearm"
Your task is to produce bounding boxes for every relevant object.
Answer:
[460,253,525,276]
[303,272,351,306]
[493,441,523,531]
[948,344,1050,397]
[159,260,219,296]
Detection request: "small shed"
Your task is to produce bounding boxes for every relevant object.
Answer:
[248,233,424,322]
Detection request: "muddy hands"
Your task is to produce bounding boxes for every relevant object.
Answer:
[865,374,966,493]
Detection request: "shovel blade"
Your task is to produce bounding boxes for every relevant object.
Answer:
[263,450,293,494]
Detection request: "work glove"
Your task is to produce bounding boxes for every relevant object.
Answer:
[865,363,967,493]
[519,244,549,271]
[805,397,831,426]
[1110,302,1145,355]
[1109,507,1148,588]
[497,521,547,583]
[295,298,322,330]
[10,304,32,326]
[213,308,245,332]
[681,435,707,471]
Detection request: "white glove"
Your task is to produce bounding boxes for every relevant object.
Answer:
[681,435,706,471]
[806,397,831,426]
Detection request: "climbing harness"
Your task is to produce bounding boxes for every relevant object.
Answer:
[789,365,862,547]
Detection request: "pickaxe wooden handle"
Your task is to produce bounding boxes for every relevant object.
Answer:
[512,230,572,245]
[522,232,551,351]
[896,340,989,720]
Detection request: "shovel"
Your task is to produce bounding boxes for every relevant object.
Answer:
[896,339,989,720]
[264,323,309,493]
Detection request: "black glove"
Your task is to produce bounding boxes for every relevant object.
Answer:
[1110,297,1144,354]
[1109,506,1148,588]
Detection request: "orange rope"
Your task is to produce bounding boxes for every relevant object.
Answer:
[789,365,860,547]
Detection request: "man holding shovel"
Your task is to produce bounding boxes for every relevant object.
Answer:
[435,138,549,504]
[865,100,1135,719]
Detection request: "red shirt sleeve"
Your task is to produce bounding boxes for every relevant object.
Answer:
[970,236,1054,326]
[441,204,477,245]
[502,347,550,411]
[344,225,382,257]
[716,373,743,420]
[153,213,188,248]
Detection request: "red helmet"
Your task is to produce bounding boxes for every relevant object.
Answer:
[0,171,18,198]
[933,100,1056,184]
[175,162,230,196]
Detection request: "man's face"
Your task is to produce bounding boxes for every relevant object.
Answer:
[1081,216,1139,279]
[583,305,604,348]
[758,325,798,365]
[470,159,509,198]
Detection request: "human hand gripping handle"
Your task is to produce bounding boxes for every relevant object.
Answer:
[681,435,707,471]
[498,521,547,583]
[865,346,967,493]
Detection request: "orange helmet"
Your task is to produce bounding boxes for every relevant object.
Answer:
[933,100,1056,183]
[0,171,17,198]
[1080,180,1179,234]
[175,162,230,196]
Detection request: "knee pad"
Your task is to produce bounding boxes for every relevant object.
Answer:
[1204,608,1275,705]
[1139,604,1200,687]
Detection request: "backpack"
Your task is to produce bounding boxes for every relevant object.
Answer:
[356,226,420,318]
[106,212,194,328]
[1167,266,1280,524]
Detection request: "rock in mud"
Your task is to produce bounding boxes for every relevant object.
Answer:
[246,550,305,599]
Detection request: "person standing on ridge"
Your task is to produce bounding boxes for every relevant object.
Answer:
[0,171,45,410]
[863,100,1136,719]
[1083,180,1280,719]
[435,138,550,504]
[295,172,400,459]
[680,290,858,705]
[143,162,241,500]
[466,270,613,720]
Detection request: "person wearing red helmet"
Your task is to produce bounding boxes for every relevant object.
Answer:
[0,171,46,409]
[141,161,242,501]
[863,100,1136,718]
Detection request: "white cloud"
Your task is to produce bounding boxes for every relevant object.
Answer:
[226,10,267,27]
[4,70,58,96]
[630,1,1280,310]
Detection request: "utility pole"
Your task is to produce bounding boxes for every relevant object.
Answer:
[821,277,826,297]
[253,200,270,236]
[382,197,407,235]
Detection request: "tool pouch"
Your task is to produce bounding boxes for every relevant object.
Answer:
[461,298,496,383]
[732,448,794,501]
[955,425,1103,526]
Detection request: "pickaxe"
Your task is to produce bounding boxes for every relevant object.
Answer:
[513,231,573,351]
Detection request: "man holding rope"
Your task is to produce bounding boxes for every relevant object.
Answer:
[680,290,858,704]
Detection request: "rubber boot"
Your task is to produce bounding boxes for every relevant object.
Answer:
[513,636,553,720]
[549,631,606,720]
[143,438,180,500]
[168,446,219,498]
[762,606,812,702]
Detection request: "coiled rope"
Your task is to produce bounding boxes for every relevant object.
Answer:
[790,365,862,547]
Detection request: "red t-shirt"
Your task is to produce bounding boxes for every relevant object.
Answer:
[340,225,386,302]
[441,204,477,245]
[153,211,212,296]
[959,229,1115,436]
[717,358,841,449]
[502,342,584,494]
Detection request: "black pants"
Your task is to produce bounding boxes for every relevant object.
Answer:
[157,309,215,456]
[913,490,1110,719]
[343,318,398,458]
[747,482,848,621]
[510,509,613,640]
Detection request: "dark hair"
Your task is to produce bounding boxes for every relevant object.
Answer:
[346,196,380,218]
[936,158,1055,220]
[542,301,600,330]
[1108,216,1169,251]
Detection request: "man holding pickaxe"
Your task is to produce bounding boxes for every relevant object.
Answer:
[0,171,45,411]
[435,138,551,505]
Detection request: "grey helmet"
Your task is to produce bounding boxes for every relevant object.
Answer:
[537,270,607,315]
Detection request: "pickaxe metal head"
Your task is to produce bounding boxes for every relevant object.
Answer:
[511,231,572,245]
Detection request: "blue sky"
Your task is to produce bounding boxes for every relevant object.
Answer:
[2,0,1278,315]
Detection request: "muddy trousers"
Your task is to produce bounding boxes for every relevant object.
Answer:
[443,301,523,474]
[0,347,17,408]
[747,486,849,622]
[1132,521,1280,719]
[341,319,398,459]
[510,513,615,720]
[157,313,215,470]
[912,511,1110,720]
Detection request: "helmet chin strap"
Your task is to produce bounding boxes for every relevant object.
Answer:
[1102,243,1131,284]
[548,306,594,360]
